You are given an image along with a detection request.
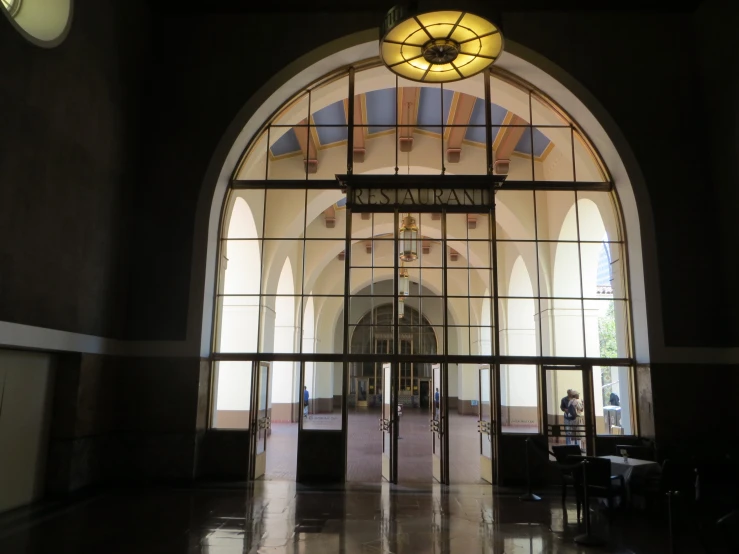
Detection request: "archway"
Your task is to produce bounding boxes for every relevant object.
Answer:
[197,32,650,487]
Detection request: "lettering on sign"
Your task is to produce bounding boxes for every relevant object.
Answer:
[350,188,491,208]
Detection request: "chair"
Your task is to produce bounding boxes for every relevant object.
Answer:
[552,445,583,516]
[570,456,626,520]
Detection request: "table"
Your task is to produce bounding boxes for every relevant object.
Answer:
[600,455,661,507]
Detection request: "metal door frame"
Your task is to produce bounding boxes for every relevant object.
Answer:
[541,364,595,456]
[248,360,272,480]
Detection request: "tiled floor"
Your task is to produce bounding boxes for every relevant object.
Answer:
[0,482,698,553]
[266,409,484,484]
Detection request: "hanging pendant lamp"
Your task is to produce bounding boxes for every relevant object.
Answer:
[399,264,410,296]
[399,214,419,262]
[398,296,405,319]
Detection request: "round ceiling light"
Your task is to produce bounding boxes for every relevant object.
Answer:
[380,6,504,83]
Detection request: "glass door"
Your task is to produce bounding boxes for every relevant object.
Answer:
[431,363,446,483]
[544,366,589,455]
[381,362,397,482]
[478,364,494,484]
[250,361,272,480]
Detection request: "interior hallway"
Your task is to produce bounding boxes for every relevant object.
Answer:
[264,409,484,484]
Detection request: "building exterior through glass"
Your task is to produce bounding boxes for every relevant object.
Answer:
[210,60,635,483]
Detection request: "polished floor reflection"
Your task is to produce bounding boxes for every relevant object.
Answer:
[0,482,693,553]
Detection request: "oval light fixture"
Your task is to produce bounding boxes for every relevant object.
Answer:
[380,5,504,83]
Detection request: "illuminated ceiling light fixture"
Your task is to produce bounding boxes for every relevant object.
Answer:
[398,214,419,262]
[1,0,22,17]
[379,5,504,83]
[398,296,405,319]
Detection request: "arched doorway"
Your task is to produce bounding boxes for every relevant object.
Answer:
[202,44,646,486]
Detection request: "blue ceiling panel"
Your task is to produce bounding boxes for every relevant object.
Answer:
[514,127,551,157]
[365,88,396,134]
[417,87,454,134]
[464,100,510,144]
[270,128,301,157]
[313,101,348,145]
[491,103,507,126]
[464,99,486,143]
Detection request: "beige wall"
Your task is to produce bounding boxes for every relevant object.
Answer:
[0,349,55,513]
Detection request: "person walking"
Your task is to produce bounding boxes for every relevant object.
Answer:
[433,387,440,421]
[303,386,309,417]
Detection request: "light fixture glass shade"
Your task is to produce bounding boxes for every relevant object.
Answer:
[1,0,21,17]
[380,7,503,83]
[398,297,405,319]
[399,266,410,296]
[399,214,418,262]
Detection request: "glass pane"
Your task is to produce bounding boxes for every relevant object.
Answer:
[256,363,270,455]
[223,189,265,239]
[268,124,307,180]
[495,190,535,240]
[535,125,574,182]
[500,365,539,434]
[535,190,577,241]
[310,140,347,180]
[303,362,343,431]
[211,361,252,429]
[235,131,268,180]
[468,240,491,269]
[467,213,490,241]
[264,189,306,238]
[446,213,467,241]
[305,190,345,239]
[447,268,469,296]
[261,241,304,295]
[469,268,492,298]
[593,366,634,435]
[448,297,469,326]
[351,211,373,239]
[419,268,442,295]
[304,240,345,295]
[371,239,395,267]
[583,299,629,358]
[449,326,471,355]
[576,191,622,241]
[259,296,303,353]
[496,242,538,297]
[538,242,581,298]
[498,298,538,357]
[545,368,586,453]
[220,240,262,295]
[350,268,374,294]
[539,298,584,357]
[574,130,608,182]
[216,296,260,353]
[479,366,492,458]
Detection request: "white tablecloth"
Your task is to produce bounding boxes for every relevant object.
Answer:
[599,455,661,506]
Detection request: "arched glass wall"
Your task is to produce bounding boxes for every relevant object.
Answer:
[212,60,634,439]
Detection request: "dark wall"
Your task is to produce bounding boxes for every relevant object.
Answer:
[696,0,739,343]
[0,1,151,338]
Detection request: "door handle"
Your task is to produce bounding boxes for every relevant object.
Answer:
[477,420,492,435]
[430,418,442,435]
